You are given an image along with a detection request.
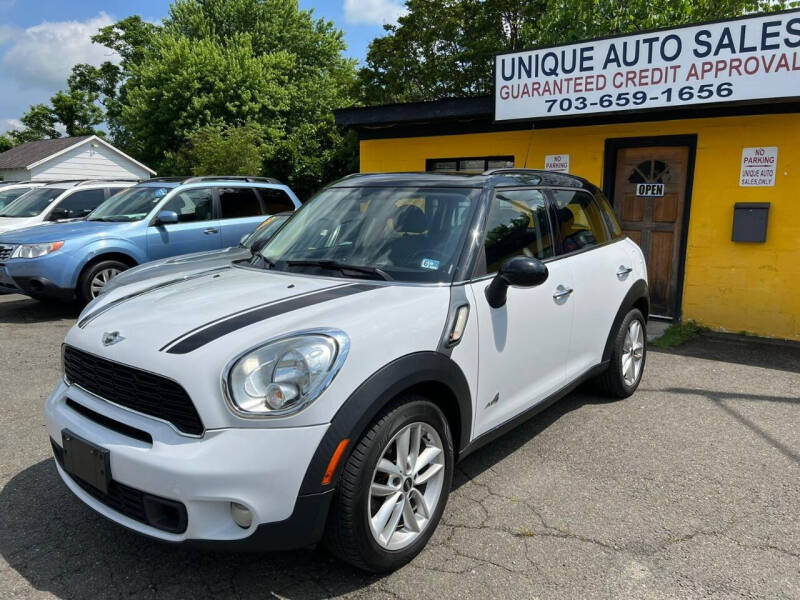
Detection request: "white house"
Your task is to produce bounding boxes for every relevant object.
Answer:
[0,135,155,182]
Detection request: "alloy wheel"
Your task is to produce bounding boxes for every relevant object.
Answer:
[89,267,122,298]
[621,319,645,386]
[368,422,446,551]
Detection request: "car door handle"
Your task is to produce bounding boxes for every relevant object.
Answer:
[553,285,574,302]
[203,228,219,235]
[617,265,633,279]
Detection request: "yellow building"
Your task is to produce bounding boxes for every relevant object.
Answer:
[336,11,800,341]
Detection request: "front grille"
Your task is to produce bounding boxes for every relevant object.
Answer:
[63,346,204,435]
[51,439,187,533]
[0,244,14,263]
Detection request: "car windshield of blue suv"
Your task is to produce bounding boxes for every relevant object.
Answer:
[0,188,63,217]
[259,186,481,283]
[87,186,172,222]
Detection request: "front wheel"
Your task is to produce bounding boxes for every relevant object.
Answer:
[324,397,454,572]
[595,308,647,398]
[77,260,129,305]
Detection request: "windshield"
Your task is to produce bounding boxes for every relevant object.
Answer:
[87,186,172,222]
[0,188,64,218]
[0,187,31,210]
[243,214,290,248]
[260,186,480,283]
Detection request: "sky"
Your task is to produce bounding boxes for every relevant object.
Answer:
[0,0,406,134]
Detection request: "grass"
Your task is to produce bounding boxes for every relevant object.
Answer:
[652,320,709,348]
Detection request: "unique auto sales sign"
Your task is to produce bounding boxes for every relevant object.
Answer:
[495,11,800,121]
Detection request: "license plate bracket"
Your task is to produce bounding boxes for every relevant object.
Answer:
[61,429,111,495]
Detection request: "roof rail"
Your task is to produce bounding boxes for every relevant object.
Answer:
[482,168,545,176]
[182,175,282,185]
[145,176,187,183]
[74,179,141,187]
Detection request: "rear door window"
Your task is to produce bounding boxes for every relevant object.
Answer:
[551,190,611,254]
[219,187,263,219]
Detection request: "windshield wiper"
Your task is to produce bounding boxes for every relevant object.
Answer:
[250,253,275,270]
[286,259,392,281]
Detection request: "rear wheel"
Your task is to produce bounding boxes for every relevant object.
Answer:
[324,396,454,572]
[78,260,129,305]
[595,308,646,398]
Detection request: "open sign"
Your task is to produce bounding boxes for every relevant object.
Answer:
[636,183,665,197]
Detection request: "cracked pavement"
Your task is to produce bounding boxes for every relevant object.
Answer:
[1,294,799,599]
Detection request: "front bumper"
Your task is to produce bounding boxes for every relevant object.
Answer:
[0,264,74,299]
[45,380,331,548]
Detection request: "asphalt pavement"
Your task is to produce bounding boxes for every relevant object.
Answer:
[1,294,799,599]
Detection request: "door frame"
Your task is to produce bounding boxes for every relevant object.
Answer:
[602,134,697,321]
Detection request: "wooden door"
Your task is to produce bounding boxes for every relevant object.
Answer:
[613,146,689,318]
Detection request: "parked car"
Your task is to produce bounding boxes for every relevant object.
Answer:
[0,180,137,234]
[0,177,299,303]
[45,169,648,572]
[0,181,47,210]
[102,211,292,294]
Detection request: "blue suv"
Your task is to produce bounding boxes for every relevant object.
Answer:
[0,177,300,304]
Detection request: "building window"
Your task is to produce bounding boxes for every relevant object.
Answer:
[426,156,514,174]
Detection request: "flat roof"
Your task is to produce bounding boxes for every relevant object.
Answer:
[335,96,800,140]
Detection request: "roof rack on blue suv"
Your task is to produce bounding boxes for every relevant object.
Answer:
[0,177,300,304]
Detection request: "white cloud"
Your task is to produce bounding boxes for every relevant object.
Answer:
[0,25,20,46]
[2,118,22,132]
[1,13,119,91]
[344,0,406,25]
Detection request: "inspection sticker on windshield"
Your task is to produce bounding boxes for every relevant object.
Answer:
[420,258,440,270]
[154,188,168,198]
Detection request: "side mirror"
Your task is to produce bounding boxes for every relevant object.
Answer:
[155,210,179,225]
[485,256,549,309]
[48,207,70,221]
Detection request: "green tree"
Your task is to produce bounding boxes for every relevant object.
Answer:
[114,0,357,196]
[360,0,798,104]
[174,122,266,175]
[0,134,15,153]
[50,90,105,137]
[11,104,61,143]
[69,16,161,146]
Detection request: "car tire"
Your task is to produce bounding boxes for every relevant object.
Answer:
[78,260,129,305]
[595,308,647,398]
[324,396,454,572]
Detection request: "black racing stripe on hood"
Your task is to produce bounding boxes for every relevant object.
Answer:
[163,283,379,355]
[78,266,232,329]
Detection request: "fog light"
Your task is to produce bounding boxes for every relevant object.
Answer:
[230,502,252,529]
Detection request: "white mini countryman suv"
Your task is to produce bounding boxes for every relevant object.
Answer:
[46,169,649,572]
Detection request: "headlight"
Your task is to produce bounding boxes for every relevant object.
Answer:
[11,241,64,259]
[224,330,349,417]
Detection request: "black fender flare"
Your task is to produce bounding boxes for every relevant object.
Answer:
[298,351,472,496]
[602,279,649,362]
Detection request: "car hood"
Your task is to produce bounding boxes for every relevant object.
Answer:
[106,246,250,292]
[0,219,128,243]
[65,265,456,430]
